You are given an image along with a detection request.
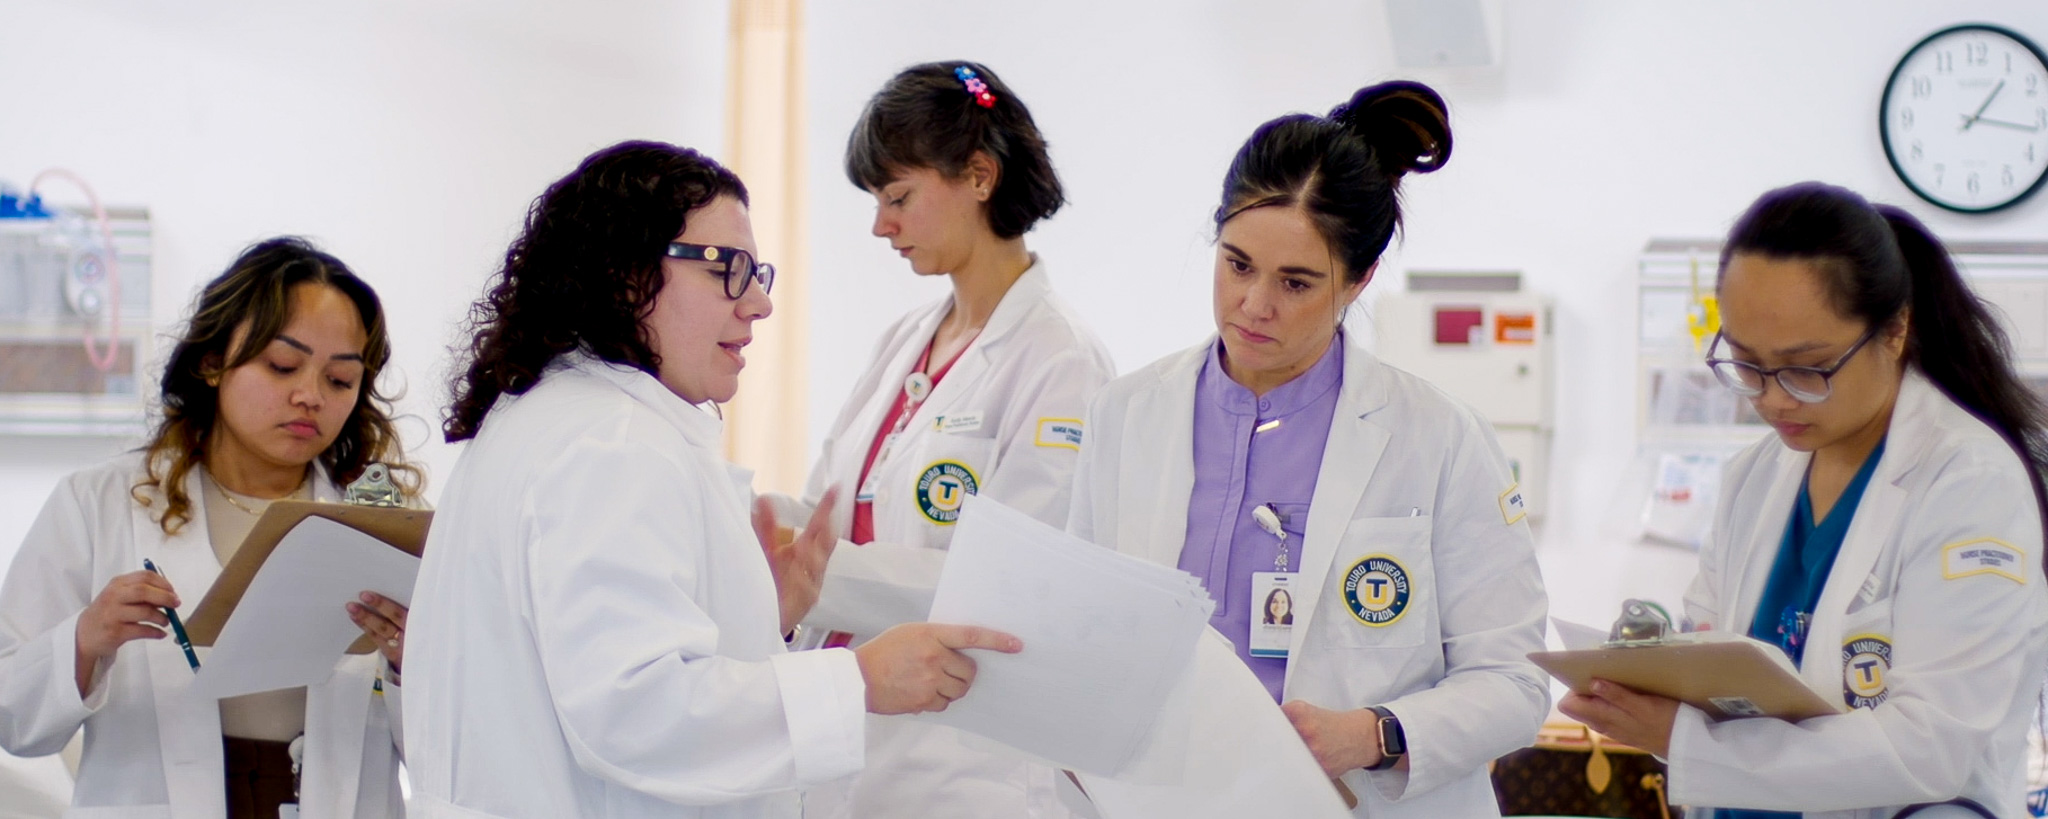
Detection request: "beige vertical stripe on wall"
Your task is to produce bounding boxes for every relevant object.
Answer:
[721,0,810,494]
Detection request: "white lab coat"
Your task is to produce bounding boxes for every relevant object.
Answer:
[1067,338,1550,819]
[1670,370,2048,818]
[0,454,402,819]
[402,353,866,819]
[785,260,1114,819]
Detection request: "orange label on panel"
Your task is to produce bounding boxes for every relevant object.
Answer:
[1495,312,1536,344]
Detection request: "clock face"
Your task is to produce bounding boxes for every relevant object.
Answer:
[1882,25,2048,213]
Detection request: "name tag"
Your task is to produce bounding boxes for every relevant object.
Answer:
[1942,538,2026,584]
[934,412,984,434]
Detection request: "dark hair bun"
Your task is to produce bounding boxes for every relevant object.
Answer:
[1329,81,1452,179]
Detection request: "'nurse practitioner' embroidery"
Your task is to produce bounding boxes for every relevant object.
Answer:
[1342,555,1411,627]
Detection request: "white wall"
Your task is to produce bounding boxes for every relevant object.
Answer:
[7,0,2048,657]
[0,1,729,572]
[805,0,2048,626]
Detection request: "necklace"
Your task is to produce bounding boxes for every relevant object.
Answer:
[208,471,307,517]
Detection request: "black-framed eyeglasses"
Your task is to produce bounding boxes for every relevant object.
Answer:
[1704,327,1881,404]
[665,242,776,300]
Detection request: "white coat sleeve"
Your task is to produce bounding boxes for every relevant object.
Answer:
[804,348,1113,636]
[526,433,865,805]
[0,474,112,756]
[1371,416,1551,801]
[1666,464,2048,812]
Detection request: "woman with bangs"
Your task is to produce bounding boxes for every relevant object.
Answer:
[0,237,419,818]
[774,61,1114,819]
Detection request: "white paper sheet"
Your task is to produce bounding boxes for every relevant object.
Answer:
[193,516,419,699]
[802,540,947,637]
[1076,630,1353,819]
[917,495,1214,777]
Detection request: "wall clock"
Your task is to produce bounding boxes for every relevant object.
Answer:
[1881,24,2048,213]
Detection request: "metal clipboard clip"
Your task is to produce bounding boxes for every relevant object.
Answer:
[342,463,403,507]
[1603,598,1676,648]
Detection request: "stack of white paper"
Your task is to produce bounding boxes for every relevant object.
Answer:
[193,516,420,699]
[918,495,1214,777]
[1076,630,1354,819]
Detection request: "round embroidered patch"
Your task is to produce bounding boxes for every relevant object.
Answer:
[1341,554,1411,627]
[1841,634,1893,709]
[915,461,979,524]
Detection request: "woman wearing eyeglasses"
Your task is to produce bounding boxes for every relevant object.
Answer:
[1562,182,2048,819]
[768,61,1114,819]
[403,141,1021,819]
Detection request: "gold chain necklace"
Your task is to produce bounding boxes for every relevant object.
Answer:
[209,472,306,516]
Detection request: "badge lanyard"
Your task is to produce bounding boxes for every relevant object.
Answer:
[856,333,974,503]
[1249,503,1298,659]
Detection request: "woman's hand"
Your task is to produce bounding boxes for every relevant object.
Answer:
[74,571,179,696]
[347,592,408,673]
[854,623,1022,714]
[1557,679,1680,757]
[754,489,840,634]
[1281,700,1384,777]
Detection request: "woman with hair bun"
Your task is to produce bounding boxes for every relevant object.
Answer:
[1067,81,1550,817]
[773,61,1114,819]
[1564,182,2048,819]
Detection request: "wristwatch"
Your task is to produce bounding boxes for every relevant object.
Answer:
[1365,706,1406,771]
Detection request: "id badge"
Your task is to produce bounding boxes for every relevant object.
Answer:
[279,806,299,819]
[1249,571,1297,658]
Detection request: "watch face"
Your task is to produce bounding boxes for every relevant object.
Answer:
[1882,24,2048,213]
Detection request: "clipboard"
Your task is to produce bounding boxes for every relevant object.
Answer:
[1530,632,1848,722]
[185,499,431,655]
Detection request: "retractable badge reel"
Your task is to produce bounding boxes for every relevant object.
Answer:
[1248,504,1298,658]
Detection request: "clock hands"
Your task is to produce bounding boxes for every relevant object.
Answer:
[1960,79,2008,132]
[1959,115,2042,133]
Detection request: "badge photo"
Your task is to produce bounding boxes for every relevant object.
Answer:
[1341,554,1412,627]
[1841,633,1893,709]
[915,460,980,524]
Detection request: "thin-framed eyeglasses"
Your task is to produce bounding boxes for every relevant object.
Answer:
[1704,327,1881,404]
[664,242,776,300]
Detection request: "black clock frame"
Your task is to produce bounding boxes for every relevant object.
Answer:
[1880,23,2048,214]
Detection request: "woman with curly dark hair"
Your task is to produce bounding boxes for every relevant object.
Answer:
[0,237,419,817]
[404,140,1020,819]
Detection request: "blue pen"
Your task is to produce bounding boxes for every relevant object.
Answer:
[141,559,201,672]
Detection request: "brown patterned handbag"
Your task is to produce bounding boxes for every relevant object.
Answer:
[1490,722,1677,819]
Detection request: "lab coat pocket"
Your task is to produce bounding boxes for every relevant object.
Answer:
[898,433,1000,550]
[1315,515,1435,650]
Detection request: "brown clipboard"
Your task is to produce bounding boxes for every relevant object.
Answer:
[1530,636,1848,722]
[185,500,432,655]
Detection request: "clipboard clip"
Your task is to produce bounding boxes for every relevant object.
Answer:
[342,463,403,508]
[1604,598,1674,648]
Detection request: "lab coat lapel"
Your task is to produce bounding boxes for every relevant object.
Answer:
[138,468,228,819]
[1801,373,1937,693]
[1118,346,1204,569]
[1286,345,1392,678]
[830,304,946,536]
[1726,448,1806,637]
[899,264,1049,443]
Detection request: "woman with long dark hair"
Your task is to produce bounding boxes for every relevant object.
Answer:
[403,140,1018,819]
[0,237,418,817]
[1068,81,1550,818]
[1564,182,2048,819]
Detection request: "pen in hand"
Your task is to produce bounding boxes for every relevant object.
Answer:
[141,559,201,673]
